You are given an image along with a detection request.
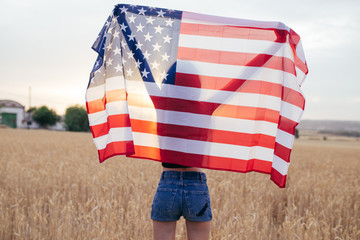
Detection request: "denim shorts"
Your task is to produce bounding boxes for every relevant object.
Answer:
[151,171,212,222]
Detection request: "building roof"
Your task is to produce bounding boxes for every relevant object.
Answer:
[0,100,25,109]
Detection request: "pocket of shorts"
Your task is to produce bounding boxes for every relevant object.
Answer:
[152,188,178,214]
[184,190,211,218]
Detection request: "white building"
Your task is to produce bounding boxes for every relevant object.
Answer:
[0,100,25,128]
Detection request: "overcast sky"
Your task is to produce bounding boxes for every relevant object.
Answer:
[0,0,359,120]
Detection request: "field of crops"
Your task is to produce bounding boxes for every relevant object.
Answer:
[0,128,359,239]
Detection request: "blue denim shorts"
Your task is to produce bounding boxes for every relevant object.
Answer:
[151,171,212,222]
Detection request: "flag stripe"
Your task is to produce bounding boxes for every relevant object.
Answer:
[125,81,281,110]
[91,117,276,148]
[274,142,292,162]
[89,106,278,136]
[177,47,296,75]
[176,60,293,85]
[180,22,289,43]
[98,141,135,162]
[90,114,131,138]
[129,132,274,161]
[178,34,292,59]
[87,89,127,114]
[270,168,287,188]
[182,11,290,31]
[130,145,273,173]
[174,73,282,97]
[126,94,280,123]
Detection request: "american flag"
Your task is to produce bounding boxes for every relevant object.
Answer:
[86,4,308,188]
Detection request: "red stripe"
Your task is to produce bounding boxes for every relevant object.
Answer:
[177,47,296,75]
[274,142,291,162]
[129,145,273,173]
[129,119,276,148]
[90,114,131,138]
[98,141,135,163]
[180,22,289,43]
[175,73,283,97]
[278,116,298,135]
[289,29,308,75]
[270,168,287,188]
[127,94,280,123]
[282,87,305,109]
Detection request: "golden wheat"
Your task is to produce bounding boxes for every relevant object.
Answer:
[0,129,359,239]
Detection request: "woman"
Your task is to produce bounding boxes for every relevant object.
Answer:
[151,162,212,240]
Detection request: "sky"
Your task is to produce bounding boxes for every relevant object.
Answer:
[0,0,359,120]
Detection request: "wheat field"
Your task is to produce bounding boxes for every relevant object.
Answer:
[0,128,359,240]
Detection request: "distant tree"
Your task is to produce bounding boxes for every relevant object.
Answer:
[295,128,299,139]
[64,105,89,132]
[32,106,60,128]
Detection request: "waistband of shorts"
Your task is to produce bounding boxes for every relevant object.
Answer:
[161,171,207,181]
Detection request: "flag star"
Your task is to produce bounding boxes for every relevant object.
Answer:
[120,23,128,31]
[151,60,159,70]
[95,68,102,74]
[157,9,165,17]
[95,60,100,68]
[127,51,134,59]
[120,6,128,14]
[126,68,134,77]
[113,46,121,55]
[144,32,153,42]
[160,71,169,80]
[138,7,147,15]
[122,57,127,64]
[141,68,150,78]
[106,42,113,51]
[105,21,110,27]
[135,59,142,68]
[128,14,136,23]
[106,58,113,66]
[163,34,172,44]
[149,7,156,11]
[154,25,164,34]
[128,33,135,41]
[135,41,143,50]
[136,23,144,32]
[167,9,175,13]
[165,18,174,27]
[152,42,161,52]
[146,16,155,24]
[113,30,120,39]
[114,64,123,72]
[161,52,170,62]
[143,50,151,60]
[112,17,118,23]
[121,39,127,48]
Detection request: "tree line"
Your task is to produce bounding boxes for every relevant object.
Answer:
[29,105,89,132]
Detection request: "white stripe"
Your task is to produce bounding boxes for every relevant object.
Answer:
[179,34,292,59]
[132,132,274,161]
[182,12,290,31]
[86,76,126,102]
[177,60,291,85]
[93,127,133,150]
[272,155,290,175]
[125,81,281,111]
[280,101,303,123]
[128,106,278,136]
[88,101,129,126]
[275,129,294,149]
